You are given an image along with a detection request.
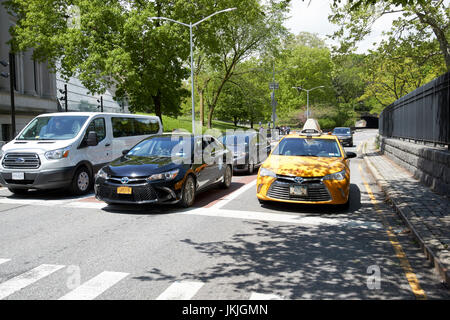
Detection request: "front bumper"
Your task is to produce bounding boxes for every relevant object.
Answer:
[338,137,353,146]
[0,167,76,190]
[94,180,182,205]
[256,175,349,205]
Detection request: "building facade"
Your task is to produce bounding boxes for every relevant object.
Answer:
[0,0,129,143]
[0,0,57,141]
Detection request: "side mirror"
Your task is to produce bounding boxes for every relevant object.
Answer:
[352,131,356,134]
[345,151,357,159]
[122,149,130,155]
[86,131,98,146]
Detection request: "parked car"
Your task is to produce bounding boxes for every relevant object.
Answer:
[0,112,162,195]
[219,132,271,174]
[94,133,233,207]
[256,119,356,208]
[331,127,353,147]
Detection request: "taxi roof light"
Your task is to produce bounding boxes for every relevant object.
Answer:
[300,119,322,136]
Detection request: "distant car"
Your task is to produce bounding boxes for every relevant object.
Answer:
[94,133,232,208]
[332,127,353,147]
[219,132,271,174]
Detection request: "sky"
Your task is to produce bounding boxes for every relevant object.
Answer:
[283,0,403,53]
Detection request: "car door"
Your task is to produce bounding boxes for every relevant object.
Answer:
[210,137,227,182]
[83,116,111,171]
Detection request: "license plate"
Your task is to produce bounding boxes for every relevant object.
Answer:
[117,186,132,194]
[290,185,307,196]
[12,172,25,180]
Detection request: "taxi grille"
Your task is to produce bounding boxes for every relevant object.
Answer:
[2,153,40,169]
[267,180,331,202]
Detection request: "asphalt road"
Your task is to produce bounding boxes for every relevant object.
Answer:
[0,129,448,300]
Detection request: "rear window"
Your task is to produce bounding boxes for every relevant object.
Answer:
[272,138,342,157]
[112,117,160,138]
[333,128,350,134]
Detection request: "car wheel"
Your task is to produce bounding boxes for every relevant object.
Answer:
[179,175,196,208]
[221,165,232,189]
[8,188,28,195]
[70,166,92,195]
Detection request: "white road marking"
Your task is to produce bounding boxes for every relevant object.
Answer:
[0,264,65,299]
[59,271,129,300]
[0,259,10,266]
[250,292,283,300]
[181,207,342,226]
[156,281,204,300]
[209,180,257,209]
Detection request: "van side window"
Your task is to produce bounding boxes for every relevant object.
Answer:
[112,117,159,137]
[85,118,106,142]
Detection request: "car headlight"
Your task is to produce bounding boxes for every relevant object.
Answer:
[259,167,277,178]
[96,168,109,179]
[45,147,70,160]
[147,169,179,182]
[323,169,347,181]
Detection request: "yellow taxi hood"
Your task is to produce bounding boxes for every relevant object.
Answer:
[262,155,345,177]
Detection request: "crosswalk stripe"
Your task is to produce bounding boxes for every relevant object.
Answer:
[156,281,204,300]
[249,292,283,300]
[0,264,65,299]
[59,271,129,300]
[0,259,10,266]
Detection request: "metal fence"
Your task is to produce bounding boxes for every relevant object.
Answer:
[379,71,449,147]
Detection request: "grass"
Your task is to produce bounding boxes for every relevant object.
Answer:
[137,113,250,134]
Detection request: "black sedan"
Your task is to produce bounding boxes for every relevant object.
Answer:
[94,133,232,207]
[219,132,271,174]
[332,127,354,147]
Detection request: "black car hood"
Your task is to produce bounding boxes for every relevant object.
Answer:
[106,156,182,177]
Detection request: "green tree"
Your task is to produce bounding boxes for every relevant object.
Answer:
[329,0,449,70]
[5,0,195,123]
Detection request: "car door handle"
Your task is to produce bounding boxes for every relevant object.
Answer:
[105,143,111,147]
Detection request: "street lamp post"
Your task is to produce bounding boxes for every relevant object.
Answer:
[1,57,16,140]
[149,8,236,134]
[292,85,325,119]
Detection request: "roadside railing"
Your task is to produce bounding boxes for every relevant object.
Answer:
[379,71,449,149]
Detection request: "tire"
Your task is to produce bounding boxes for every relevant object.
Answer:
[8,188,29,195]
[70,166,92,195]
[221,165,232,189]
[179,175,196,208]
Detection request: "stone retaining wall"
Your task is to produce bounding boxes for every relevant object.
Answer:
[380,136,450,196]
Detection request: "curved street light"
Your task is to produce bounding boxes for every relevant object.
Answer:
[292,85,325,119]
[149,8,237,134]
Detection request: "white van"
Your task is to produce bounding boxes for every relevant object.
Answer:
[0,112,162,195]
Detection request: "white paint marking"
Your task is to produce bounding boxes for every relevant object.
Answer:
[250,292,283,300]
[209,180,257,209]
[0,259,10,266]
[156,281,204,300]
[59,271,129,300]
[0,264,65,299]
[181,207,340,226]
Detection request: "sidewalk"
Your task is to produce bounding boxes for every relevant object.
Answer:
[362,137,450,285]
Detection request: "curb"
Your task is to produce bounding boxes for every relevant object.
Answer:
[362,141,450,286]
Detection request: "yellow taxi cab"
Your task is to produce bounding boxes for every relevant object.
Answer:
[256,119,356,208]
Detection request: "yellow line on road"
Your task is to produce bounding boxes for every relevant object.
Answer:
[358,164,427,300]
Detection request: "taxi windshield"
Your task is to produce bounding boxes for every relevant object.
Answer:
[272,138,342,157]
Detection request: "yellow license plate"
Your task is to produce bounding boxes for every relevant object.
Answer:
[117,186,132,194]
